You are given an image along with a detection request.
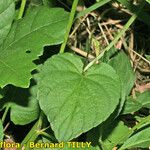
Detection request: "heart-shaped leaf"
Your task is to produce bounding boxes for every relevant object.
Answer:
[38,53,121,141]
[0,6,69,88]
[0,0,15,45]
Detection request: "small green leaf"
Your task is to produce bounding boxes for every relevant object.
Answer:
[123,91,150,114]
[145,55,150,61]
[109,51,135,100]
[120,127,150,149]
[0,6,69,88]
[0,83,40,125]
[0,120,3,141]
[0,0,15,45]
[122,96,142,114]
[109,51,135,112]
[137,91,150,109]
[101,121,131,150]
[38,53,121,141]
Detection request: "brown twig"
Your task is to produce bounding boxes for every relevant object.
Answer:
[70,46,95,60]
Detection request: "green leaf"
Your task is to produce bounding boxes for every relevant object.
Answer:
[120,127,150,149]
[109,51,135,112]
[0,6,69,88]
[32,137,51,150]
[42,0,56,6]
[0,82,40,125]
[122,96,142,114]
[123,91,150,114]
[102,47,118,63]
[146,0,150,4]
[109,51,135,99]
[0,0,15,45]
[145,55,150,61]
[101,121,131,150]
[137,91,150,109]
[30,0,43,6]
[38,53,121,141]
[0,120,3,141]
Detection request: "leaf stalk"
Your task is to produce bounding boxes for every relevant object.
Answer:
[60,0,79,53]
[18,0,27,19]
[2,105,10,124]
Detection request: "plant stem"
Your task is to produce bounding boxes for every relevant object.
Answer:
[59,0,79,53]
[38,131,57,142]
[20,112,44,150]
[83,2,145,72]
[76,0,111,19]
[20,120,38,148]
[2,105,10,124]
[18,0,27,19]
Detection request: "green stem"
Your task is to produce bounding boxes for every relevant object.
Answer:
[20,121,38,149]
[20,112,44,150]
[59,0,79,53]
[83,1,145,72]
[38,131,57,142]
[76,0,111,19]
[18,0,27,19]
[2,105,10,123]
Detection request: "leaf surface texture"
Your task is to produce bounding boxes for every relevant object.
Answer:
[38,53,121,141]
[0,0,15,45]
[0,7,69,88]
